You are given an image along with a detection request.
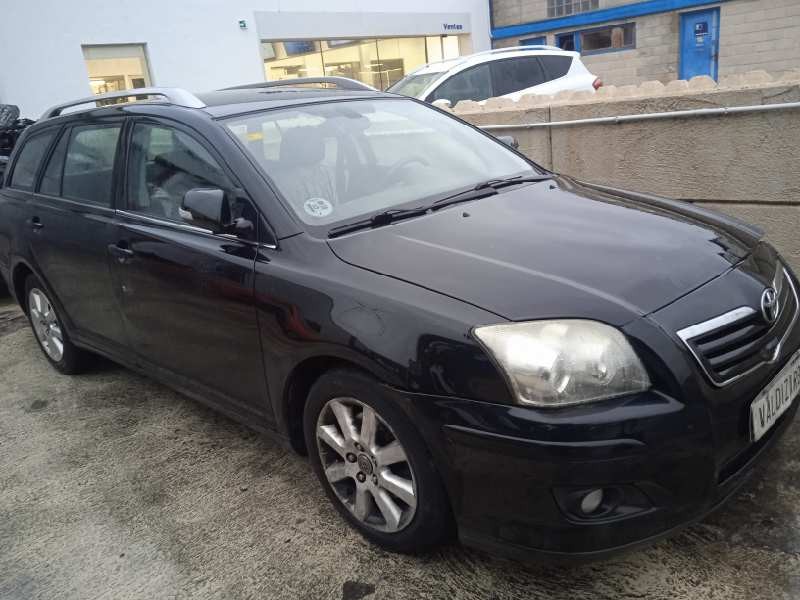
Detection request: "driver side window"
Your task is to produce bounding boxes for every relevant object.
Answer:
[126,123,233,222]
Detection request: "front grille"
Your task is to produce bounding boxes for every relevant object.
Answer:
[678,265,798,386]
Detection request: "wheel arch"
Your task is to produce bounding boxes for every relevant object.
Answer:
[281,353,400,455]
[11,260,35,312]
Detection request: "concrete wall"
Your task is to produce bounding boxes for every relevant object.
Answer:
[0,0,490,119]
[451,70,800,270]
[491,0,800,87]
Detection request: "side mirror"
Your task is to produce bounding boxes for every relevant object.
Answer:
[431,98,452,110]
[180,188,229,233]
[497,135,519,150]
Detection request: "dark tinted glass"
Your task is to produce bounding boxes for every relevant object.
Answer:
[539,55,573,81]
[429,63,493,104]
[9,131,55,190]
[62,125,121,206]
[557,33,576,51]
[491,57,546,96]
[39,131,69,196]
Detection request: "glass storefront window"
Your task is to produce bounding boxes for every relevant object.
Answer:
[82,44,152,96]
[262,36,463,91]
[261,40,325,81]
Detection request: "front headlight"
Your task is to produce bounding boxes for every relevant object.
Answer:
[474,320,650,407]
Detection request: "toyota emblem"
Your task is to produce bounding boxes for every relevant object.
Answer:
[761,287,779,324]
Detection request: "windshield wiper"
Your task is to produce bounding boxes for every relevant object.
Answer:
[327,174,555,238]
[328,206,429,238]
[428,174,553,212]
[472,173,555,191]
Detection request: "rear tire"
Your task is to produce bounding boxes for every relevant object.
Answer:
[24,275,91,375]
[304,368,452,553]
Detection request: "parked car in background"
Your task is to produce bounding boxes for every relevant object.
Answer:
[1,79,798,562]
[387,46,601,106]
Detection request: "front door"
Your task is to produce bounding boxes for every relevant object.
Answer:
[113,119,270,423]
[680,8,720,80]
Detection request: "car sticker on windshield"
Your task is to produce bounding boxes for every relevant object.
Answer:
[304,198,333,218]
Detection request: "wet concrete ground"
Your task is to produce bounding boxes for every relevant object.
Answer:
[1,297,799,600]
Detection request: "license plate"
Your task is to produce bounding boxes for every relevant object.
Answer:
[751,351,800,442]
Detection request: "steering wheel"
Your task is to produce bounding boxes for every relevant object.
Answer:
[385,156,430,183]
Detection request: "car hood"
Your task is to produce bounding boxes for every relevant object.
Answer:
[327,177,758,326]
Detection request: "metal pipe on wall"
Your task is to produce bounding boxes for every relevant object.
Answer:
[478,101,800,130]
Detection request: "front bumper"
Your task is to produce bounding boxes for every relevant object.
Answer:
[397,382,798,561]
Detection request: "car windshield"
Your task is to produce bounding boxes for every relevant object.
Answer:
[386,72,443,97]
[224,98,535,227]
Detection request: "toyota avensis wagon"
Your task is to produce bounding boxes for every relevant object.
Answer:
[1,79,798,561]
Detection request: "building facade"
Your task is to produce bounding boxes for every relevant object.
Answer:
[491,0,800,86]
[0,0,491,118]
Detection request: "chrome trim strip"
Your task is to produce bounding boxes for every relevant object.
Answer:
[676,307,757,343]
[676,265,799,387]
[116,210,214,235]
[115,210,277,249]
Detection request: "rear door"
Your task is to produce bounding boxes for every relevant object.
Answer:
[24,120,129,351]
[112,118,269,422]
[0,127,58,292]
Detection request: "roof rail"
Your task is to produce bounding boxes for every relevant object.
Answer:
[41,87,206,120]
[403,44,566,78]
[475,45,564,56]
[223,77,377,92]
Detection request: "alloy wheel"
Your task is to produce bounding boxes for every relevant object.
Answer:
[28,287,64,362]
[316,397,417,533]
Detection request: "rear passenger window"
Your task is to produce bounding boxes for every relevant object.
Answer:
[539,55,573,81]
[62,124,121,206]
[491,57,546,96]
[8,131,55,190]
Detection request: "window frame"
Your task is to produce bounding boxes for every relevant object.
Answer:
[54,119,126,209]
[5,126,60,192]
[547,0,599,19]
[519,36,546,47]
[120,115,273,246]
[556,22,637,56]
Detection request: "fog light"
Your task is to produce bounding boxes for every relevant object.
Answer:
[579,488,604,514]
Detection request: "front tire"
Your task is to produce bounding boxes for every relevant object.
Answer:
[25,275,90,374]
[304,368,451,553]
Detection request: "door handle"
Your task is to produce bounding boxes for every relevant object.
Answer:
[108,242,135,262]
[29,216,44,230]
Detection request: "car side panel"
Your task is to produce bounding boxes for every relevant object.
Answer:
[27,194,128,348]
[252,235,512,442]
[0,187,30,300]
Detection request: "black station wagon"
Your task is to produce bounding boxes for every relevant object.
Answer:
[1,78,798,560]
